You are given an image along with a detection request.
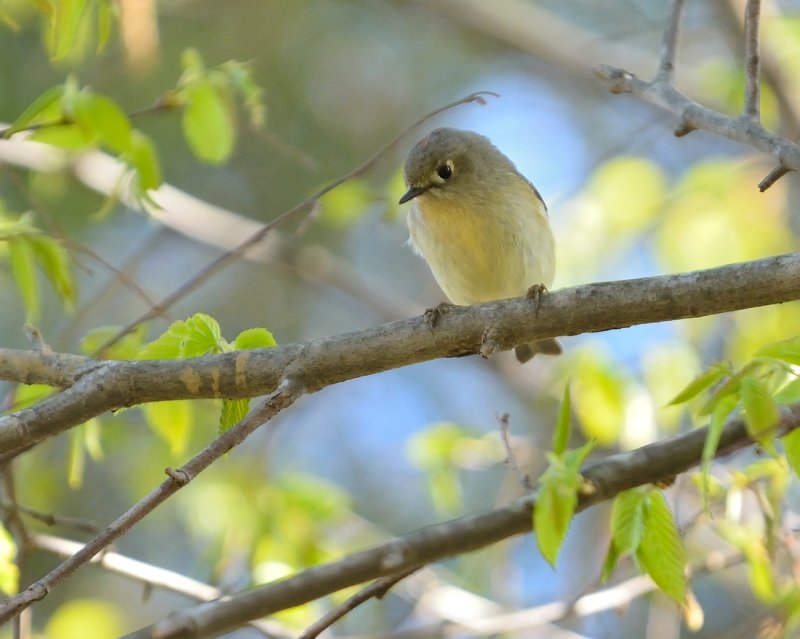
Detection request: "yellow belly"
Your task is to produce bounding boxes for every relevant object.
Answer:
[407,192,555,305]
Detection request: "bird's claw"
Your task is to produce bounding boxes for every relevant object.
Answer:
[424,302,452,329]
[525,284,549,317]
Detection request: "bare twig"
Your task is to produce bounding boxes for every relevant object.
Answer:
[2,252,800,454]
[124,406,800,639]
[743,0,762,120]
[0,380,302,624]
[496,413,533,491]
[94,90,499,355]
[2,503,98,534]
[596,0,793,190]
[656,0,687,82]
[299,567,420,639]
[31,534,289,638]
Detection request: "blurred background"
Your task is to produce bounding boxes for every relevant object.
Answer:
[2,0,800,637]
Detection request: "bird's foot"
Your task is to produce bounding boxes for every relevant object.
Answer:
[424,302,452,329]
[525,283,549,316]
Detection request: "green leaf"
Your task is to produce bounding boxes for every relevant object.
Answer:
[611,489,648,556]
[221,60,266,128]
[182,79,235,164]
[127,130,162,193]
[534,444,591,568]
[96,0,113,52]
[552,383,571,457]
[49,0,87,60]
[26,234,76,307]
[700,394,737,506]
[534,470,578,567]
[8,237,39,323]
[775,378,800,405]
[756,336,800,366]
[80,325,146,359]
[741,375,780,444]
[782,428,800,479]
[4,85,65,137]
[233,327,277,350]
[600,539,621,582]
[143,400,193,456]
[138,313,224,359]
[181,313,224,356]
[220,398,249,433]
[73,92,132,152]
[29,123,92,149]
[698,376,741,416]
[318,179,375,227]
[716,520,776,602]
[636,490,687,604]
[666,362,728,406]
[67,426,85,488]
[0,524,19,595]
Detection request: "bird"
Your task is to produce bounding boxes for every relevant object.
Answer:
[398,127,561,362]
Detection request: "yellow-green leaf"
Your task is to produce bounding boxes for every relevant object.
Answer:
[666,362,728,406]
[552,382,571,457]
[5,85,65,137]
[636,490,687,604]
[233,327,276,350]
[0,524,18,595]
[143,400,193,456]
[49,0,87,60]
[220,398,249,434]
[67,426,85,489]
[27,234,76,307]
[741,375,780,444]
[756,336,800,366]
[611,488,647,556]
[8,237,39,323]
[534,474,577,567]
[73,93,132,152]
[128,130,162,193]
[80,325,147,359]
[182,80,234,164]
[701,394,737,506]
[783,429,800,479]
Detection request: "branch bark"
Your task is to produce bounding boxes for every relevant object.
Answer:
[123,406,800,639]
[2,252,800,454]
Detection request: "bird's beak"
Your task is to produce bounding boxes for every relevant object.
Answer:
[399,185,428,204]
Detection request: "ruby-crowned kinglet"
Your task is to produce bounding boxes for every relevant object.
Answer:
[399,127,561,362]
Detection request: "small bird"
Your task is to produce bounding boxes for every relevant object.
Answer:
[399,127,561,362]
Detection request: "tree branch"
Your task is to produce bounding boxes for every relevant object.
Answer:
[743,0,762,120]
[2,252,800,454]
[656,0,686,82]
[123,406,800,638]
[0,382,300,625]
[595,0,794,190]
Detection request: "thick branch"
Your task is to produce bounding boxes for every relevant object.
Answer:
[2,252,800,453]
[125,406,800,638]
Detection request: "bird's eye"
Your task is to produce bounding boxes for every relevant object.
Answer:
[436,162,453,180]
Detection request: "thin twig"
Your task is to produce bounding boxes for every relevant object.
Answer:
[496,413,533,491]
[0,380,301,624]
[93,91,499,355]
[656,0,687,82]
[31,533,289,638]
[299,567,420,639]
[743,0,762,120]
[2,502,99,534]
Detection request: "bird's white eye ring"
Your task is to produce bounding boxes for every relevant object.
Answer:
[436,160,454,181]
